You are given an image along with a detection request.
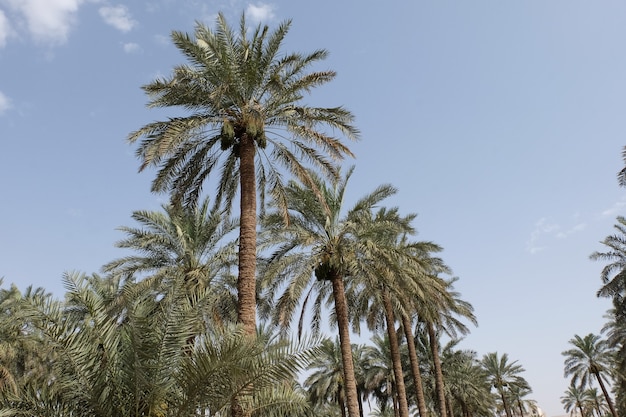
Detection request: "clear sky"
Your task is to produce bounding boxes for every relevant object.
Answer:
[0,1,624,416]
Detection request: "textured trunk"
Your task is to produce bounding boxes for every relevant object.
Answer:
[447,396,455,417]
[499,388,512,417]
[339,386,347,417]
[330,272,360,417]
[596,371,619,417]
[238,135,257,336]
[427,322,447,417]
[382,289,410,417]
[401,313,429,417]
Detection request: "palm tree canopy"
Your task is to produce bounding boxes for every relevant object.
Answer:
[129,12,359,212]
[562,333,614,388]
[590,216,626,316]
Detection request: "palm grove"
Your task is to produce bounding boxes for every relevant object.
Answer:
[0,13,545,417]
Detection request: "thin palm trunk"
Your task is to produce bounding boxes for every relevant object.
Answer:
[579,404,585,417]
[401,312,428,417]
[381,289,410,417]
[331,272,360,417]
[427,322,447,417]
[339,388,347,417]
[595,371,619,417]
[499,389,512,417]
[238,136,257,336]
[517,401,524,417]
[447,396,455,417]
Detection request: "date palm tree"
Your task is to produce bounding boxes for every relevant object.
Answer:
[481,352,528,417]
[128,12,358,335]
[561,383,588,417]
[2,273,318,417]
[259,167,401,417]
[563,333,618,417]
[103,197,239,328]
[590,216,626,318]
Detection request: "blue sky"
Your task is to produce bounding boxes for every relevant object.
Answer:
[1,1,624,415]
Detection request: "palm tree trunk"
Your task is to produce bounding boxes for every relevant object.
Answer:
[595,371,619,417]
[499,388,512,417]
[401,313,429,417]
[238,135,257,336]
[381,289,409,417]
[330,272,360,417]
[427,321,447,417]
[447,396,455,417]
[578,403,585,417]
[517,400,525,417]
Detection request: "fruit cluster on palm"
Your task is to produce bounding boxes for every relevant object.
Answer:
[0,11,538,417]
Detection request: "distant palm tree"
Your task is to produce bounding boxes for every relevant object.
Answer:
[305,337,350,417]
[481,352,528,417]
[561,383,588,417]
[103,197,239,328]
[128,12,358,336]
[562,333,618,417]
[590,216,626,317]
[440,343,495,417]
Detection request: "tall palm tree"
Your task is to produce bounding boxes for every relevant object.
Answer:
[562,333,619,417]
[348,210,423,417]
[481,352,528,417]
[259,167,400,417]
[128,12,358,336]
[421,277,477,417]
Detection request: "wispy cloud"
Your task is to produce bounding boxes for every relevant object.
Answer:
[123,42,139,53]
[0,91,12,115]
[527,217,559,254]
[0,9,11,47]
[601,198,626,218]
[3,0,84,45]
[99,5,136,32]
[245,3,275,24]
[526,216,587,254]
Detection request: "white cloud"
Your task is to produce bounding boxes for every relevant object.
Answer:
[99,5,136,32]
[123,42,139,53]
[0,9,11,47]
[4,0,84,45]
[0,91,12,114]
[245,3,275,24]
[556,223,587,239]
[527,217,560,254]
[602,198,626,217]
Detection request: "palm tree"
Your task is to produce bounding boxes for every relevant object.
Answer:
[128,12,358,336]
[305,337,349,417]
[259,167,400,417]
[561,383,588,417]
[481,352,528,417]
[562,333,618,417]
[103,197,239,328]
[590,216,626,318]
[440,345,495,417]
[363,334,399,417]
[603,310,626,417]
[2,273,318,417]
[421,277,477,417]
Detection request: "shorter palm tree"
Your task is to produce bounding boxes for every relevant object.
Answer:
[562,333,618,417]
